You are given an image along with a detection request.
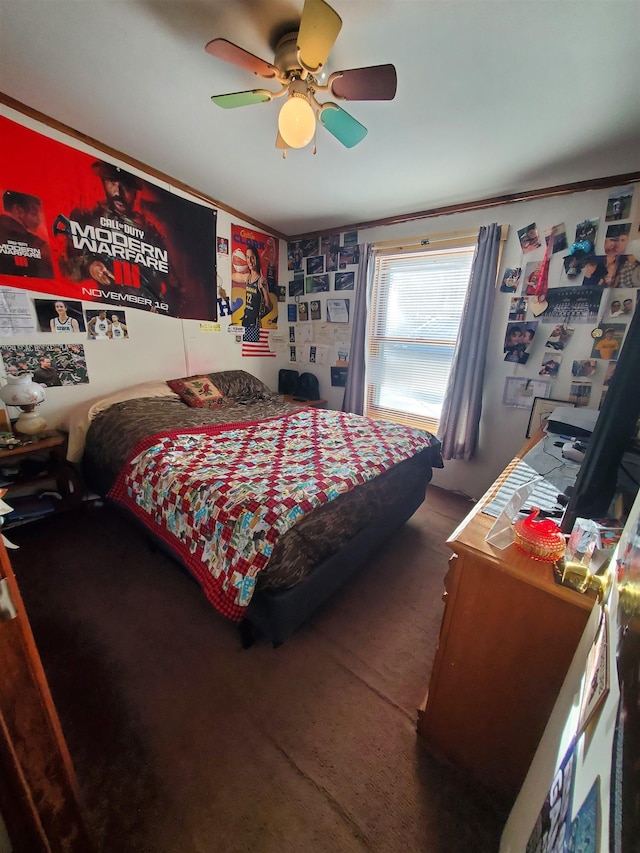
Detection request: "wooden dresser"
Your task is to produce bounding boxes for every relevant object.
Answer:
[417,432,595,810]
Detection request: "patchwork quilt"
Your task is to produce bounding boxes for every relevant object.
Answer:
[109,407,435,621]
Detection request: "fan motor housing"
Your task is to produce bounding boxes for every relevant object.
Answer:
[274,32,303,77]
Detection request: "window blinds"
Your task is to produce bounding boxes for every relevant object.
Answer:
[365,245,475,432]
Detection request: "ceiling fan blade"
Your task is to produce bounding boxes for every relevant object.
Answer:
[319,103,367,148]
[205,38,278,79]
[297,0,342,72]
[211,90,273,109]
[329,64,397,100]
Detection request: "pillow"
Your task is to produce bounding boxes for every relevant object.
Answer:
[166,375,225,408]
[60,380,181,462]
[206,370,272,400]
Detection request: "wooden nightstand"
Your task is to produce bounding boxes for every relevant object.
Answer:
[281,395,327,409]
[0,430,82,527]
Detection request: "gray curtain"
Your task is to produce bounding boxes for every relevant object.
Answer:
[342,243,372,415]
[438,223,501,460]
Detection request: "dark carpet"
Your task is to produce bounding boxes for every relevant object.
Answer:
[10,486,507,852]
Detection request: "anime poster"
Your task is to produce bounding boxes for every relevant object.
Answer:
[230,224,279,329]
[0,117,217,320]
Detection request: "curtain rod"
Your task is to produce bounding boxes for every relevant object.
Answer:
[375,225,509,253]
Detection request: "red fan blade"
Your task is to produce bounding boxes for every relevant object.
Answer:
[205,38,279,79]
[329,64,397,100]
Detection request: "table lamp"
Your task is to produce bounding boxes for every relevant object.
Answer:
[0,373,47,435]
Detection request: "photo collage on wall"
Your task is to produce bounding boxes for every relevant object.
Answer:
[281,231,358,383]
[1,287,138,390]
[500,184,640,412]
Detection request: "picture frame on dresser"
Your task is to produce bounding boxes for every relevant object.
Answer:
[526,396,574,438]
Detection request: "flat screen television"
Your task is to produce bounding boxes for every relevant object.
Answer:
[560,304,640,533]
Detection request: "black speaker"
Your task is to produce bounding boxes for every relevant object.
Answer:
[278,369,299,395]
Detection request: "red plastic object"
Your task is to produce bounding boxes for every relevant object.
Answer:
[513,508,566,562]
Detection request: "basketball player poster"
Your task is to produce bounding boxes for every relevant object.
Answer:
[0,116,217,320]
[230,224,279,329]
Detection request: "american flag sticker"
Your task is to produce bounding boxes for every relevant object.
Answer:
[241,326,276,357]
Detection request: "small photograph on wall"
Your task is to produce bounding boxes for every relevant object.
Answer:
[289,345,297,363]
[606,291,634,319]
[545,223,568,253]
[305,274,329,293]
[508,296,528,321]
[34,298,85,333]
[343,231,358,246]
[1,342,89,386]
[306,255,325,275]
[334,271,355,291]
[540,287,602,324]
[321,234,340,255]
[288,241,303,271]
[606,186,634,221]
[545,324,574,350]
[326,252,339,272]
[569,382,593,407]
[289,277,304,298]
[503,321,537,365]
[107,310,129,339]
[289,325,295,343]
[300,238,320,257]
[522,261,542,296]
[517,223,541,253]
[339,246,360,267]
[581,256,608,288]
[539,354,561,377]
[298,301,309,321]
[277,285,286,303]
[287,304,297,322]
[590,323,625,360]
[217,237,229,255]
[571,359,597,379]
[310,300,321,320]
[500,267,522,293]
[575,218,599,246]
[85,308,120,340]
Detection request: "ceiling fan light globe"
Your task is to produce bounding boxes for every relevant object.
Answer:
[278,97,316,148]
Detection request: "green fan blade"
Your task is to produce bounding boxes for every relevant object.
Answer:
[319,103,367,148]
[211,90,272,109]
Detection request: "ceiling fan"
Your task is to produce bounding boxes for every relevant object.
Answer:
[205,0,397,155]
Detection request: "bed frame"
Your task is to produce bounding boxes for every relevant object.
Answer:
[241,466,430,646]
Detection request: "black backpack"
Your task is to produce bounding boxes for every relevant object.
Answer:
[278,369,299,395]
[294,372,320,401]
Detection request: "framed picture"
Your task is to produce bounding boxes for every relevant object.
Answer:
[526,396,574,438]
[577,607,610,733]
[503,377,551,410]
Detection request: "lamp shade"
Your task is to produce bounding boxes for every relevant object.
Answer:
[0,373,45,408]
[0,373,47,435]
[278,95,316,149]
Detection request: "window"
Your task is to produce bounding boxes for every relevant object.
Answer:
[365,241,475,433]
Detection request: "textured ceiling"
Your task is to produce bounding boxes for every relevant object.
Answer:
[1,0,640,237]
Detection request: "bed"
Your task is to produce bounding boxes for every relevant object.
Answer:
[67,370,443,646]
